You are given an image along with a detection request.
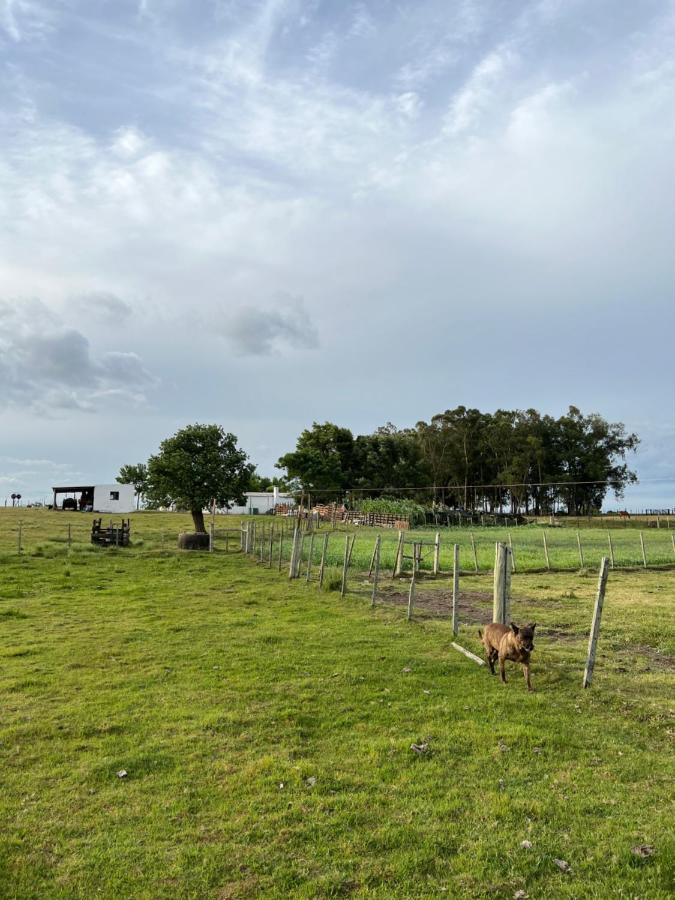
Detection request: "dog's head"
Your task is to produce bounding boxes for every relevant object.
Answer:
[510,622,536,652]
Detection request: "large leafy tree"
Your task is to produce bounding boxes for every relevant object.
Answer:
[116,462,149,509]
[276,422,356,501]
[146,424,253,532]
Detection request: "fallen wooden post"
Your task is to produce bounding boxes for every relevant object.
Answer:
[451,642,485,666]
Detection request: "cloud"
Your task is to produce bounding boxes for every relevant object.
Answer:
[0,300,156,412]
[222,297,319,356]
[1,0,675,502]
[0,0,59,43]
[443,46,518,136]
[72,291,133,322]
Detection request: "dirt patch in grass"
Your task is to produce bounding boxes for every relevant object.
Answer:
[622,645,675,671]
[375,586,492,623]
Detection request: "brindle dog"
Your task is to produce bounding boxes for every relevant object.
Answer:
[478,622,536,691]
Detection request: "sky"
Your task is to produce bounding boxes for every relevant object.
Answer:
[1,0,675,510]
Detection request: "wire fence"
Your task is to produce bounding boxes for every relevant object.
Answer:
[2,513,675,572]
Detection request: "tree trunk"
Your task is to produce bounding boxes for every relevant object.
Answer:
[192,508,206,533]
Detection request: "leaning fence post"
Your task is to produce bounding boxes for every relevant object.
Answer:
[583,556,610,688]
[671,533,675,555]
[493,542,511,624]
[577,530,585,568]
[433,532,440,575]
[508,531,515,572]
[288,527,299,578]
[371,535,381,607]
[607,530,615,568]
[470,532,479,572]
[407,570,416,621]
[368,536,379,577]
[209,520,214,553]
[393,531,404,577]
[542,530,551,570]
[639,531,647,568]
[452,543,459,636]
[318,533,329,588]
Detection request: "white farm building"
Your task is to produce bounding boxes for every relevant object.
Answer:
[52,484,136,514]
[226,489,294,516]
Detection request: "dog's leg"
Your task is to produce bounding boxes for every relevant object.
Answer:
[485,647,496,674]
[523,664,533,692]
[499,656,507,684]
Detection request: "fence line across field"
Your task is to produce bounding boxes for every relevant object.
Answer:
[4,518,675,573]
[240,526,615,688]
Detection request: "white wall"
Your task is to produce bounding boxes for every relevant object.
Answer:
[93,484,136,513]
[226,491,293,516]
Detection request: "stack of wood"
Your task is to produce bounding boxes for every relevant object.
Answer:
[91,519,131,547]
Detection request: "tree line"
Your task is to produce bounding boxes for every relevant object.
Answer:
[275,406,639,515]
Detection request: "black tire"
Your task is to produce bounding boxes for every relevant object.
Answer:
[177,532,210,551]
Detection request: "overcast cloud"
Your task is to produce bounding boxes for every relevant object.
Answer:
[1,0,675,507]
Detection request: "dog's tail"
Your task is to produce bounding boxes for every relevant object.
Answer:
[477,628,483,639]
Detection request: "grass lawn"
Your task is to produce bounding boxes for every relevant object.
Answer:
[2,508,675,572]
[0,510,673,897]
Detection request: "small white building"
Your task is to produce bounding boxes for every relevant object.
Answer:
[52,483,136,514]
[226,488,294,516]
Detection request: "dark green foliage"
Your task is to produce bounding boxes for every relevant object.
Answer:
[146,424,253,532]
[277,408,639,514]
[116,462,149,509]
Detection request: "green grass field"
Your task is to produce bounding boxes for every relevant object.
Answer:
[0,510,673,897]
[2,508,675,573]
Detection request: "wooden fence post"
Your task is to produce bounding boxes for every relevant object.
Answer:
[470,532,479,572]
[288,527,299,578]
[577,530,585,568]
[340,535,354,598]
[583,557,610,688]
[542,531,551,570]
[393,531,404,577]
[268,524,274,567]
[209,520,214,553]
[433,532,440,575]
[319,533,329,588]
[508,531,515,572]
[17,521,22,556]
[493,542,511,624]
[639,531,647,568]
[607,530,615,568]
[671,533,675,555]
[368,537,379,577]
[371,535,381,607]
[407,570,416,621]
[305,532,315,583]
[296,532,305,578]
[278,529,284,572]
[452,543,459,636]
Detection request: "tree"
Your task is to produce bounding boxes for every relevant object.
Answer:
[146,424,253,532]
[276,422,356,501]
[116,463,149,509]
